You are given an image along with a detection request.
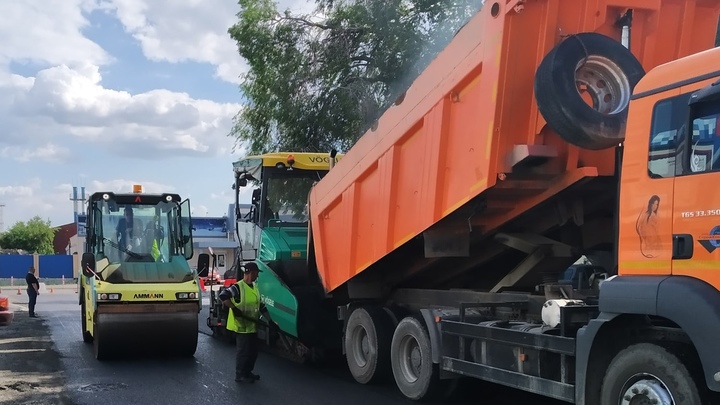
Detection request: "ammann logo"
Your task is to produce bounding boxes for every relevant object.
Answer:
[133,293,164,299]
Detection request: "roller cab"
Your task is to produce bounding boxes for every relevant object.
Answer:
[79,187,201,360]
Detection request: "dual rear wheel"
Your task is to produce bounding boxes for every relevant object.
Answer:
[344,307,456,401]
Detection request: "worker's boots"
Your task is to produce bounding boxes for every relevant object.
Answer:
[235,373,260,383]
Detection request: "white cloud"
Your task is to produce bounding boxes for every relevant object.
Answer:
[0,1,286,229]
[0,185,34,198]
[105,0,318,84]
[0,179,69,230]
[0,0,110,68]
[105,0,247,84]
[89,180,175,194]
[0,144,72,163]
[192,204,209,216]
[3,63,243,159]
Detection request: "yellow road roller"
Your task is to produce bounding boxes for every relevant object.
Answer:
[78,185,202,360]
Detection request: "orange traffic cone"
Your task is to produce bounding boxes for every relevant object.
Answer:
[16,288,21,295]
[50,287,54,293]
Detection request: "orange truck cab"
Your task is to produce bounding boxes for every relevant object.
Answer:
[231,1,720,404]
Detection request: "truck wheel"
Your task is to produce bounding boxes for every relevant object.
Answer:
[600,343,704,405]
[390,316,439,401]
[345,307,393,384]
[534,32,645,150]
[81,301,92,343]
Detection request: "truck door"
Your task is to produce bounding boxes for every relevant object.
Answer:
[623,90,681,275]
[672,80,720,285]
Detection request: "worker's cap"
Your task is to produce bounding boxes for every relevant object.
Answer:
[240,262,262,273]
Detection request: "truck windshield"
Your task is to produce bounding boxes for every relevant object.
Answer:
[92,201,180,266]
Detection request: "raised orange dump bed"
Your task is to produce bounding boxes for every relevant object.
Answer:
[309,0,720,293]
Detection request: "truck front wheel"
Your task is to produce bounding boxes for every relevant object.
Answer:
[600,343,704,405]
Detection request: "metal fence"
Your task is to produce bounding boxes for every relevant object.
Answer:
[0,254,73,279]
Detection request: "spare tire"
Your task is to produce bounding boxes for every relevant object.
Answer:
[534,32,646,150]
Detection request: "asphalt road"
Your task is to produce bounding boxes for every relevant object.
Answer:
[2,289,564,405]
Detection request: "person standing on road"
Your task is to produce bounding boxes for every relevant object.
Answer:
[25,266,40,318]
[221,262,265,383]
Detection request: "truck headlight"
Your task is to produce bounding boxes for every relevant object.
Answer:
[176,292,197,299]
[108,293,120,300]
[98,293,121,300]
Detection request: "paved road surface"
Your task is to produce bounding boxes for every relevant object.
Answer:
[1,289,564,405]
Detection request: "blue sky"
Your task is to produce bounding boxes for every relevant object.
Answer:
[0,0,314,230]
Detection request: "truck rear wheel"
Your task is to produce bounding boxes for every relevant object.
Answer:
[390,316,439,401]
[345,307,393,384]
[534,32,645,150]
[600,343,704,405]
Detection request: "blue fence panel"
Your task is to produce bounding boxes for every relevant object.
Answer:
[38,255,74,278]
[0,255,34,279]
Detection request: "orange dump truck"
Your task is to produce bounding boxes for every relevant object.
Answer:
[232,0,720,403]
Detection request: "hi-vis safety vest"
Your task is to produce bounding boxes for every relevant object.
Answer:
[151,239,161,261]
[226,281,260,334]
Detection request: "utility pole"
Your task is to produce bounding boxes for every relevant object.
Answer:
[0,203,5,233]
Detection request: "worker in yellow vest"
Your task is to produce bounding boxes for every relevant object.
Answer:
[221,261,264,383]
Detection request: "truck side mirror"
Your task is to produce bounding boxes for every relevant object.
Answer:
[197,253,210,278]
[81,252,96,278]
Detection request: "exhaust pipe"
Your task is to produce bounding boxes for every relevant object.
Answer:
[329,149,338,170]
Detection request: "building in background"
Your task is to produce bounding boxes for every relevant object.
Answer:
[53,222,77,254]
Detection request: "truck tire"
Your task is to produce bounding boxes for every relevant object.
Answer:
[600,343,704,405]
[534,32,645,150]
[345,307,393,384]
[390,316,439,401]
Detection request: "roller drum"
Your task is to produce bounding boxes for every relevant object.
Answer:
[93,303,198,360]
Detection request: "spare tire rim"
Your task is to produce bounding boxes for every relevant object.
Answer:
[575,55,631,115]
[619,373,674,405]
[398,335,422,383]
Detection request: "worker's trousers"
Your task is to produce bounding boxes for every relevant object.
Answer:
[235,331,258,378]
[27,289,37,317]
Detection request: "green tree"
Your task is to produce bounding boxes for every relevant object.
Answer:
[0,216,56,254]
[227,0,483,156]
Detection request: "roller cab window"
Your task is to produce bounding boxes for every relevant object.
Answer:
[85,193,193,283]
